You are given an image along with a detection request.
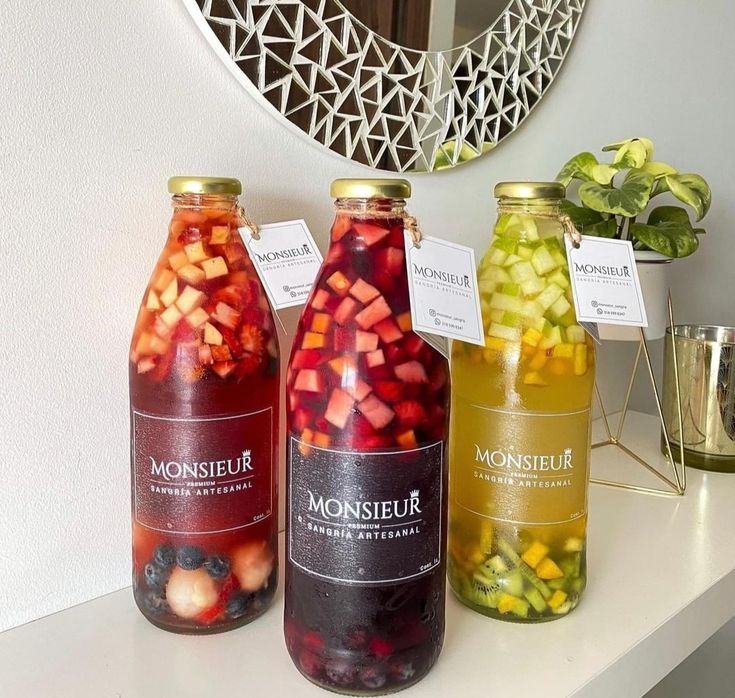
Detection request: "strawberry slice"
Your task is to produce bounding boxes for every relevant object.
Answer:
[403,333,426,359]
[293,408,314,432]
[394,400,428,428]
[373,381,404,402]
[331,215,353,242]
[212,360,237,379]
[373,269,395,296]
[211,345,232,362]
[292,349,323,369]
[235,352,263,381]
[358,394,395,430]
[239,324,265,356]
[212,284,251,311]
[394,361,428,383]
[211,302,240,330]
[220,327,242,358]
[385,344,407,365]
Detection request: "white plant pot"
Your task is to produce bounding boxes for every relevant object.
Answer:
[597,251,672,342]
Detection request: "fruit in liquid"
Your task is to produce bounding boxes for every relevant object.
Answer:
[285,206,449,693]
[129,199,279,633]
[449,211,595,621]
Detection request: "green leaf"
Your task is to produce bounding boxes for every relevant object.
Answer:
[591,163,620,185]
[559,199,603,227]
[647,205,692,226]
[631,221,699,258]
[584,219,619,238]
[641,161,678,179]
[556,152,598,186]
[578,169,655,217]
[602,137,654,162]
[664,173,711,221]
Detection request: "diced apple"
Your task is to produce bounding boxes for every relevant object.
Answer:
[325,389,355,429]
[394,361,428,383]
[210,226,230,245]
[334,297,360,326]
[355,296,392,330]
[349,278,380,304]
[294,369,325,393]
[375,247,405,276]
[148,335,169,355]
[178,264,206,285]
[488,322,521,342]
[311,288,330,310]
[397,312,412,332]
[356,331,379,352]
[311,313,332,334]
[152,268,176,292]
[160,278,179,308]
[168,250,188,271]
[354,222,390,247]
[366,349,385,368]
[211,302,240,330]
[396,430,417,449]
[201,256,229,280]
[549,296,571,319]
[345,378,373,402]
[145,290,161,311]
[293,349,323,369]
[489,293,523,313]
[198,344,213,365]
[204,322,223,345]
[536,283,565,310]
[326,271,352,296]
[176,285,205,315]
[184,241,209,264]
[186,307,209,329]
[153,316,172,339]
[373,318,403,344]
[328,356,357,377]
[135,332,155,356]
[137,356,157,374]
[159,304,183,329]
[223,242,245,265]
[302,332,326,349]
[358,394,395,430]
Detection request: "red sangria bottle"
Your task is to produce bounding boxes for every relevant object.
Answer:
[284,179,449,694]
[129,177,279,634]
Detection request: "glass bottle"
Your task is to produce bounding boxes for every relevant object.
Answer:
[284,179,449,694]
[129,176,279,634]
[448,182,595,622]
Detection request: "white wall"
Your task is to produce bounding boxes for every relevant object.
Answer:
[1,0,733,632]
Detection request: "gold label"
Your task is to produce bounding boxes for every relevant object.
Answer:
[452,398,591,526]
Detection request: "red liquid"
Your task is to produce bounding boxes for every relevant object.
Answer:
[129,202,279,634]
[285,208,449,693]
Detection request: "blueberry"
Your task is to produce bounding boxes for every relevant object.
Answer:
[226,592,254,619]
[359,665,387,690]
[325,658,356,686]
[153,543,176,568]
[176,545,204,570]
[203,555,230,579]
[144,562,166,589]
[389,661,416,682]
[143,590,168,616]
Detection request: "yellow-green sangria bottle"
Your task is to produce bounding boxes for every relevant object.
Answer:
[448,182,595,622]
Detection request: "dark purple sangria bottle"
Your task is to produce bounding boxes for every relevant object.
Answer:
[284,179,449,694]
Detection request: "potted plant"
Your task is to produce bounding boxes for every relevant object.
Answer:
[557,137,712,339]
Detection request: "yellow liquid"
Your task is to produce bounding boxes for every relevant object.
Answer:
[448,215,595,622]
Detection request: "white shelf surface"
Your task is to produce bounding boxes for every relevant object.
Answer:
[2,412,735,698]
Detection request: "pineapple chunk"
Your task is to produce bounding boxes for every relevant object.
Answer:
[497,594,520,615]
[159,278,179,308]
[529,350,548,371]
[178,264,206,285]
[210,226,230,245]
[204,322,223,345]
[186,307,209,329]
[145,289,161,311]
[564,537,584,552]
[201,256,229,280]
[552,343,575,359]
[548,590,568,610]
[521,541,549,569]
[523,371,548,387]
[574,344,588,376]
[152,268,175,293]
[536,557,565,580]
[522,328,543,348]
[159,304,183,329]
[168,250,188,271]
[176,285,205,314]
[184,241,209,264]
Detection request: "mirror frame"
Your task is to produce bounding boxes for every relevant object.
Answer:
[184,0,587,173]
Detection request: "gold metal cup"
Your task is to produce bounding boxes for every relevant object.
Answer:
[663,325,735,472]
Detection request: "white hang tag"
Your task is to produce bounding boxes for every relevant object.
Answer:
[580,321,601,344]
[565,235,648,328]
[416,332,450,359]
[404,232,485,347]
[241,220,323,311]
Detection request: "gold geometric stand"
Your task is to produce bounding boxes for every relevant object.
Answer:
[591,294,687,496]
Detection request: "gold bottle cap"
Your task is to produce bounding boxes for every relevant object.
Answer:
[168,176,242,195]
[494,181,565,200]
[330,178,412,199]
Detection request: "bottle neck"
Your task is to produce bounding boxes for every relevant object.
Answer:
[171,193,239,212]
[334,197,407,217]
[496,197,561,216]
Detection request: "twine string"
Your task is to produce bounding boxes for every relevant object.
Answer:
[238,207,260,241]
[404,214,422,248]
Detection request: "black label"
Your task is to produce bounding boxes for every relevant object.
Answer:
[288,437,443,585]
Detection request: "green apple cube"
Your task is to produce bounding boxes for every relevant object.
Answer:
[549,296,572,319]
[487,248,508,266]
[509,260,536,283]
[531,246,558,276]
[521,277,546,296]
[488,322,522,342]
[566,325,586,344]
[481,266,512,284]
[501,283,521,296]
[536,283,565,310]
[492,237,518,255]
[502,312,522,328]
[502,253,523,268]
[551,249,567,268]
[548,269,570,289]
[521,300,545,321]
[532,317,550,333]
[489,309,505,323]
[489,292,523,312]
[539,325,563,349]
[478,278,497,296]
[517,244,534,260]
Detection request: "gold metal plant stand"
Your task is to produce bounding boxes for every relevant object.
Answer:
[591,294,687,496]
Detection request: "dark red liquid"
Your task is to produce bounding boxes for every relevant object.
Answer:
[285,208,449,693]
[129,202,279,634]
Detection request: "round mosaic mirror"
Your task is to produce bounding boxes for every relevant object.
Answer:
[184,1,587,172]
